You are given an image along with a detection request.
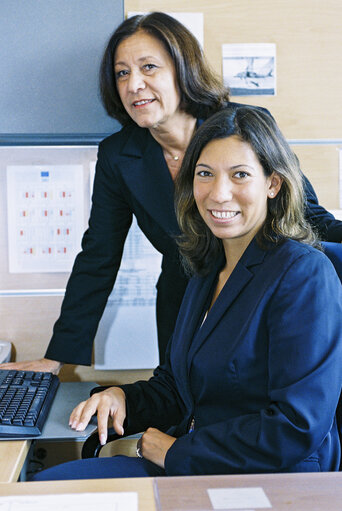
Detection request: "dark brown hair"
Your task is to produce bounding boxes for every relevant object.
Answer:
[175,106,318,276]
[100,12,229,125]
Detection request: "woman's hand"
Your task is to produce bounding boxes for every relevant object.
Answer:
[138,427,176,468]
[69,387,126,445]
[0,358,62,374]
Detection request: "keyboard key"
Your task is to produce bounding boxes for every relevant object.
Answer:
[23,371,35,380]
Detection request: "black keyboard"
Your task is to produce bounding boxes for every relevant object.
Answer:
[0,370,59,438]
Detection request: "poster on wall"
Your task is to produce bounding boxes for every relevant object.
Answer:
[93,216,161,370]
[6,164,84,273]
[222,43,276,96]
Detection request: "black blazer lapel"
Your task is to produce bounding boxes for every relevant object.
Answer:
[119,127,180,236]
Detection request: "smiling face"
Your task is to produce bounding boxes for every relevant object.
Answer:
[193,135,281,252]
[114,30,181,129]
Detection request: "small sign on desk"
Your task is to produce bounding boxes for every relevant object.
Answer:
[208,487,271,510]
[154,477,273,511]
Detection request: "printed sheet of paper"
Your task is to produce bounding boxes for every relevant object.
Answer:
[208,487,272,510]
[7,164,84,273]
[222,43,276,96]
[94,216,161,369]
[0,492,138,511]
[128,11,204,47]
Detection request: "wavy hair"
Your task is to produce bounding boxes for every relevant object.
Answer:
[175,106,318,276]
[100,12,229,125]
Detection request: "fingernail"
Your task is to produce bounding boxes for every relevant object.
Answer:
[71,421,77,429]
[76,422,84,431]
[100,434,106,445]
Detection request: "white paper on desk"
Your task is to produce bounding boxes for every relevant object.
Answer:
[208,486,272,509]
[0,491,138,511]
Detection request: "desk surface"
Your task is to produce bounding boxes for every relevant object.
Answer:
[0,440,29,483]
[1,472,342,510]
[155,471,342,511]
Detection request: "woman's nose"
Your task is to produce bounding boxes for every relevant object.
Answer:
[127,71,145,93]
[210,177,233,202]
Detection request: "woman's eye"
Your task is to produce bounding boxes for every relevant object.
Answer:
[115,69,129,79]
[197,170,212,178]
[234,171,249,179]
[143,63,157,71]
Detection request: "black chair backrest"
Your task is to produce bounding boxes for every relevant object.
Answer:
[322,242,342,282]
[321,242,342,469]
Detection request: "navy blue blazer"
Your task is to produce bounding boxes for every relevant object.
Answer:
[46,103,342,365]
[122,239,342,475]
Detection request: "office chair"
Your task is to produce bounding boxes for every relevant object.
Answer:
[321,242,342,283]
[321,242,342,470]
[82,241,342,460]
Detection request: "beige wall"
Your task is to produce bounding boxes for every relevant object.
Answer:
[1,1,341,384]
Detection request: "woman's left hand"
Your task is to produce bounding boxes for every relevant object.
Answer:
[138,427,176,468]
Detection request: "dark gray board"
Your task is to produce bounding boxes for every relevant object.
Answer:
[0,0,124,144]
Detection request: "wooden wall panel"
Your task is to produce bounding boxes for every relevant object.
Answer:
[126,0,342,140]
[292,145,340,208]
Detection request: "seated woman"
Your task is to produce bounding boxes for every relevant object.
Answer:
[34,106,342,480]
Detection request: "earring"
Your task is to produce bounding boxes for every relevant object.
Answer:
[269,191,274,197]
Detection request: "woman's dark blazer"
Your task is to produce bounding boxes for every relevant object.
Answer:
[120,239,342,475]
[45,103,342,366]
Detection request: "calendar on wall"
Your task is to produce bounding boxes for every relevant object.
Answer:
[7,164,84,273]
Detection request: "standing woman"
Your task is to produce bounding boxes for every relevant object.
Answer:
[1,12,341,373]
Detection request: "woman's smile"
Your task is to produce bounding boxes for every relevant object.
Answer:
[194,135,277,251]
[210,210,240,220]
[132,98,156,108]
